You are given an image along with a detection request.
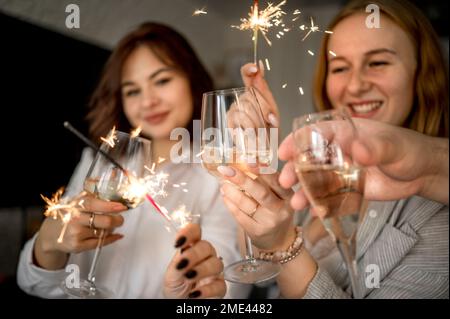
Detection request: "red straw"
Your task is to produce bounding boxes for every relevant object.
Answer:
[145,194,170,222]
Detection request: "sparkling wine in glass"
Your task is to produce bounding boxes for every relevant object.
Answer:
[292,109,366,298]
[61,130,152,298]
[200,86,280,284]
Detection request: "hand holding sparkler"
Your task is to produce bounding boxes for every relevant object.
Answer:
[240,62,280,128]
[163,223,226,299]
[35,191,127,270]
[233,0,287,65]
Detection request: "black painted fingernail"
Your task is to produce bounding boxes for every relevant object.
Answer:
[174,236,186,248]
[185,269,197,279]
[188,290,201,298]
[176,258,189,270]
[180,246,189,253]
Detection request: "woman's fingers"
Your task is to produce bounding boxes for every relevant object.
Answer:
[183,255,224,284]
[221,182,259,216]
[279,161,298,189]
[73,212,124,230]
[278,133,295,162]
[173,223,201,249]
[80,195,127,214]
[171,239,222,284]
[189,278,226,299]
[218,166,283,212]
[240,62,279,127]
[257,172,294,200]
[222,196,257,234]
[65,233,124,253]
[176,240,217,271]
[290,189,310,211]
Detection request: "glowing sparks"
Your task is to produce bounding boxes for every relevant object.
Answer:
[293,9,301,15]
[329,50,337,57]
[100,126,117,147]
[173,184,180,188]
[158,157,166,164]
[325,30,333,34]
[282,83,288,88]
[130,126,142,138]
[169,204,200,230]
[195,150,205,158]
[265,58,271,71]
[301,17,320,41]
[232,0,287,62]
[144,171,169,198]
[308,50,315,56]
[41,187,86,243]
[193,7,207,16]
[299,87,304,95]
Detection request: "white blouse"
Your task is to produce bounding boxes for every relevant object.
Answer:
[17,148,250,298]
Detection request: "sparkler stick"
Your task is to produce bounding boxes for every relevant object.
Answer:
[63,121,167,221]
[233,0,287,68]
[145,194,174,228]
[253,0,259,65]
[63,122,126,172]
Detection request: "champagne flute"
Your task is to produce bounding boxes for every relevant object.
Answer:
[292,109,366,299]
[200,86,280,284]
[61,130,152,298]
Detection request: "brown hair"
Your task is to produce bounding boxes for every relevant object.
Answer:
[313,0,449,137]
[87,22,213,143]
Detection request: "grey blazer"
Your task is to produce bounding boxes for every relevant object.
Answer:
[302,196,449,299]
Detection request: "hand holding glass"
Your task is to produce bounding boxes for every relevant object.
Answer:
[201,87,280,284]
[292,109,366,299]
[61,130,152,298]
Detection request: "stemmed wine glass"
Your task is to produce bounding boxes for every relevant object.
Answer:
[292,109,366,299]
[200,86,280,284]
[61,130,152,298]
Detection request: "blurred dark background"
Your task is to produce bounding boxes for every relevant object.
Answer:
[0,0,447,298]
[0,12,110,297]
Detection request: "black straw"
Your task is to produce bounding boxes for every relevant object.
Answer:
[63,121,126,172]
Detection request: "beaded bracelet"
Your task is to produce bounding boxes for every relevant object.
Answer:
[258,226,303,264]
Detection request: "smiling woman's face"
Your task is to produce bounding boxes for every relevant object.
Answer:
[326,13,417,126]
[121,45,193,140]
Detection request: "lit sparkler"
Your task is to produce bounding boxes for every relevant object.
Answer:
[232,0,287,64]
[130,126,142,138]
[63,122,170,229]
[41,187,86,243]
[100,126,117,147]
[301,17,320,41]
[193,7,207,16]
[265,58,271,70]
[169,204,200,230]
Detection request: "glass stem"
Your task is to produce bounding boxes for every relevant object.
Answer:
[337,240,361,299]
[87,229,106,286]
[244,232,256,263]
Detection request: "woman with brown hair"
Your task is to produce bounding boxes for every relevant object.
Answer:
[220,0,448,298]
[16,22,248,299]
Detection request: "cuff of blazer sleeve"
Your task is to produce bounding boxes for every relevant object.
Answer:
[302,267,350,299]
